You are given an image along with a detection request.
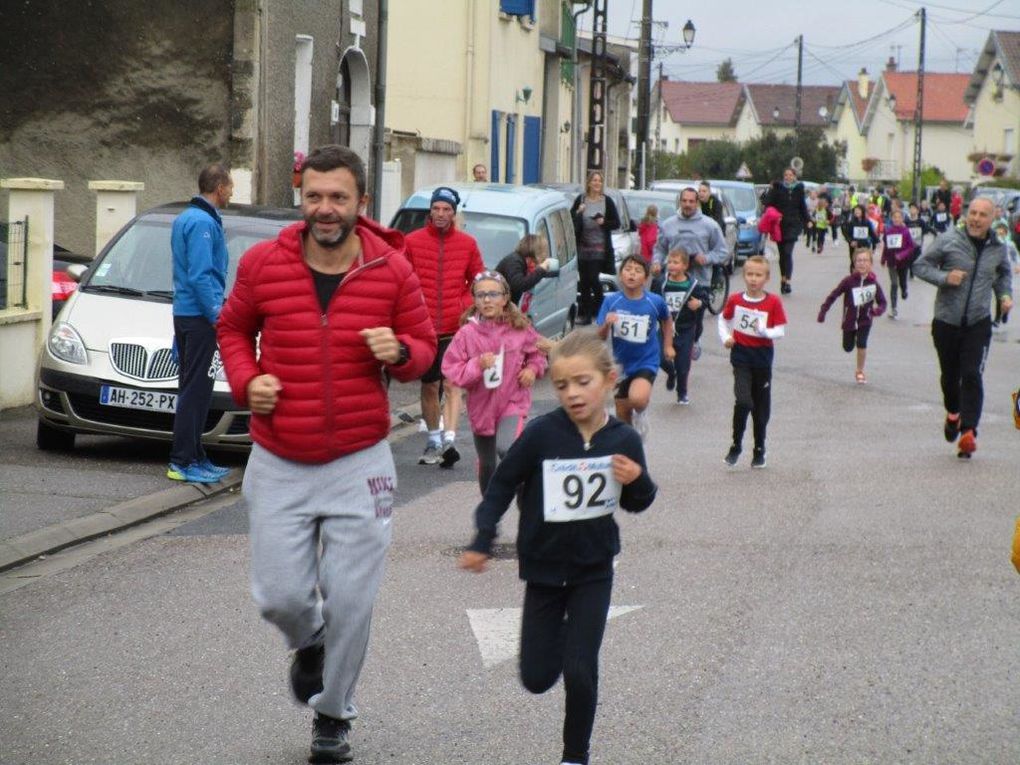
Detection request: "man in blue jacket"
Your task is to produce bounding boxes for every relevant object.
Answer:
[169,163,233,483]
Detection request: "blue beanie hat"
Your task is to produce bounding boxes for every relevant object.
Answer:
[430,186,461,210]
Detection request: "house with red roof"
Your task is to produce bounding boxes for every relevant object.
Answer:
[964,30,1020,180]
[734,83,841,145]
[654,80,744,154]
[831,69,875,183]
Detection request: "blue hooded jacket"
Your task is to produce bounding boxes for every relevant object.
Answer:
[171,196,228,323]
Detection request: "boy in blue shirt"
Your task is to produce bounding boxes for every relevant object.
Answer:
[597,254,673,440]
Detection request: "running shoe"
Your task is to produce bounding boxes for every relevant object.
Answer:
[196,458,230,479]
[724,445,741,466]
[440,443,461,469]
[418,443,442,465]
[1013,389,1020,430]
[289,642,324,705]
[888,308,898,320]
[691,342,702,361]
[957,429,976,458]
[943,414,960,443]
[631,409,649,441]
[677,395,691,406]
[166,462,222,484]
[665,370,676,391]
[751,448,767,469]
[310,713,352,763]
[781,282,792,294]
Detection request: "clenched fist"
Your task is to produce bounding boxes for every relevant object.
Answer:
[360,327,400,364]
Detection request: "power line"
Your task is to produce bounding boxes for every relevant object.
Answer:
[808,16,916,50]
[883,0,1020,21]
[738,41,797,79]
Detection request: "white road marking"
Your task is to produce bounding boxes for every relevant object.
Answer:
[466,605,643,668]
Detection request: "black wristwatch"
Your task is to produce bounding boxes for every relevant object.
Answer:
[392,342,411,367]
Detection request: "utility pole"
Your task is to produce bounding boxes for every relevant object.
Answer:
[795,34,803,131]
[636,0,652,189]
[586,0,608,174]
[912,7,926,205]
[654,60,663,183]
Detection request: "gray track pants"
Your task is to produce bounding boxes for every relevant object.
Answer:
[244,439,395,720]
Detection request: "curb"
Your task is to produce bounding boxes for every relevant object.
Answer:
[0,403,423,573]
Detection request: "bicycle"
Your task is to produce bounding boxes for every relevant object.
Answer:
[706,263,730,315]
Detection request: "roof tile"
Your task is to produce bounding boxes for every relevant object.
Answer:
[883,71,970,122]
[659,81,744,126]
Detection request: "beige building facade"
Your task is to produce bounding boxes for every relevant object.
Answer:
[964,30,1020,180]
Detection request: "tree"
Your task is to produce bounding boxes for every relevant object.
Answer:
[717,58,737,83]
[740,128,838,183]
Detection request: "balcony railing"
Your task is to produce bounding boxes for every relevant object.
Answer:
[864,159,898,180]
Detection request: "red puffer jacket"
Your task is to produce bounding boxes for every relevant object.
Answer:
[404,219,486,337]
[217,217,437,464]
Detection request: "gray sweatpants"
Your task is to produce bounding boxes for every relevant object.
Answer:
[244,439,395,721]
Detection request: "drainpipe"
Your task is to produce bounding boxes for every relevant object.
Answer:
[371,0,388,221]
[464,1,476,178]
[571,2,592,185]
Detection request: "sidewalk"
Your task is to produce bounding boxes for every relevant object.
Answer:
[0,381,423,572]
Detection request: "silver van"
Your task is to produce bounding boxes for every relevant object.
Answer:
[390,183,579,338]
[35,203,300,452]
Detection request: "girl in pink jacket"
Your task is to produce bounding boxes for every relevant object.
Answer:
[442,271,547,495]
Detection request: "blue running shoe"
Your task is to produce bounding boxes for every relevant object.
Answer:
[167,462,222,484]
[196,458,230,478]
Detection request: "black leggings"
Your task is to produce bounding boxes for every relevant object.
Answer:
[887,264,908,309]
[732,364,772,450]
[520,577,613,765]
[778,238,796,281]
[578,259,604,320]
[931,318,992,433]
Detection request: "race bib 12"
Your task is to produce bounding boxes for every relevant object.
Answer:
[542,456,621,522]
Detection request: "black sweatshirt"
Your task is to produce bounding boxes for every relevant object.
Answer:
[468,407,657,585]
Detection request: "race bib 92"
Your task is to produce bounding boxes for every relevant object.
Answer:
[542,457,621,522]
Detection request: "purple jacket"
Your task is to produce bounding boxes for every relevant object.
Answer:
[881,223,916,267]
[441,317,547,436]
[817,272,887,331]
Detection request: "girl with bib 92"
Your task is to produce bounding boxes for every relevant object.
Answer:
[442,271,547,496]
[458,330,657,765]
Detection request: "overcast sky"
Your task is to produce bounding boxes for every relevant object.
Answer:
[576,0,1019,86]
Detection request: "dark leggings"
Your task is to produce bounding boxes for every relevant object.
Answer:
[659,324,696,398]
[520,577,613,765]
[578,258,604,320]
[931,318,992,433]
[471,415,525,495]
[778,238,796,281]
[732,364,772,451]
[887,264,908,309]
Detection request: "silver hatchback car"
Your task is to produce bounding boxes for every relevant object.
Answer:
[35,203,300,452]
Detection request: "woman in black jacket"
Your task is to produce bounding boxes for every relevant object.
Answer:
[764,167,809,294]
[495,234,554,306]
[570,170,620,323]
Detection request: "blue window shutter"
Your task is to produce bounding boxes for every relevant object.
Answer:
[490,110,502,183]
[523,116,542,184]
[505,114,517,184]
[500,0,534,18]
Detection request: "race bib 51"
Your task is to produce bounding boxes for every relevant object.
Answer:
[542,456,621,522]
[614,313,650,344]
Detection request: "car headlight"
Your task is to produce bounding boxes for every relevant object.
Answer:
[47,322,88,365]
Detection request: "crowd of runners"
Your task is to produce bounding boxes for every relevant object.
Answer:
[179,145,1016,765]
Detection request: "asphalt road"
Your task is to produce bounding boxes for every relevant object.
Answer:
[2,237,1019,764]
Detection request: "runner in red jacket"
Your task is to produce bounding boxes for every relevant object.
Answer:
[404,187,486,467]
[217,145,436,765]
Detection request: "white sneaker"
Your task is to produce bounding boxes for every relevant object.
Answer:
[631,408,649,440]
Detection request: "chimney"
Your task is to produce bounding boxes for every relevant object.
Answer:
[886,56,897,72]
[857,67,870,99]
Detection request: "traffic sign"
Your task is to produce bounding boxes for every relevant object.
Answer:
[977,157,996,176]
[736,162,752,180]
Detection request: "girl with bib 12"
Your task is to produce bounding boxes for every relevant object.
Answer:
[458,330,657,765]
[442,271,547,496]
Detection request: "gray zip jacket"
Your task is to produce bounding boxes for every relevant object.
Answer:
[652,209,729,284]
[914,227,1012,327]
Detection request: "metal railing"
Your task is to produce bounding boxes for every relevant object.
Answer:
[1,217,29,310]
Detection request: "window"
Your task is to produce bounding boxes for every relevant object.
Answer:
[549,209,572,264]
[536,218,553,265]
[1005,128,1016,155]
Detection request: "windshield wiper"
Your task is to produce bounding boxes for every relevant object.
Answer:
[144,290,175,299]
[84,284,145,297]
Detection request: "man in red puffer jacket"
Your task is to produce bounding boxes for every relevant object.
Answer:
[217,145,436,765]
[404,186,485,468]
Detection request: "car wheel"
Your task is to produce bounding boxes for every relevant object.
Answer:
[37,419,75,451]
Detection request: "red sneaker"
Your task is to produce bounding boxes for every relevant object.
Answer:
[957,429,976,458]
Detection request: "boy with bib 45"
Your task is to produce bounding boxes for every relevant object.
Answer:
[718,256,787,468]
[596,255,673,440]
[459,330,657,765]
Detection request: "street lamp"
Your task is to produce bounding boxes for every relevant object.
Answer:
[992,61,1005,100]
[888,92,897,113]
[772,106,780,122]
[682,19,696,49]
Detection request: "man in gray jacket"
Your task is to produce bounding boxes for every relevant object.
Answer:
[653,187,729,346]
[914,197,1013,457]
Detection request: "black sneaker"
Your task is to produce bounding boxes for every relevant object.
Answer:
[309,713,352,763]
[943,415,960,443]
[751,448,767,469]
[781,282,792,295]
[665,370,676,391]
[290,643,324,705]
[724,446,741,466]
[440,443,460,469]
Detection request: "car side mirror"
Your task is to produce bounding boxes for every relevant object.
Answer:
[66,264,88,282]
[737,216,746,225]
[544,257,560,275]
[629,220,637,232]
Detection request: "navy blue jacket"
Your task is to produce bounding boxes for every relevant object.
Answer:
[468,407,657,585]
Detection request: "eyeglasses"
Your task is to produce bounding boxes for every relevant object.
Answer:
[474,291,506,301]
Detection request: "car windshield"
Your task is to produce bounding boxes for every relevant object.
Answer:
[84,212,290,298]
[722,187,758,214]
[390,209,528,268]
[624,195,677,221]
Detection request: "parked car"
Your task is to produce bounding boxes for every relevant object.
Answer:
[390,183,579,338]
[708,180,763,262]
[35,203,301,452]
[51,246,93,319]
